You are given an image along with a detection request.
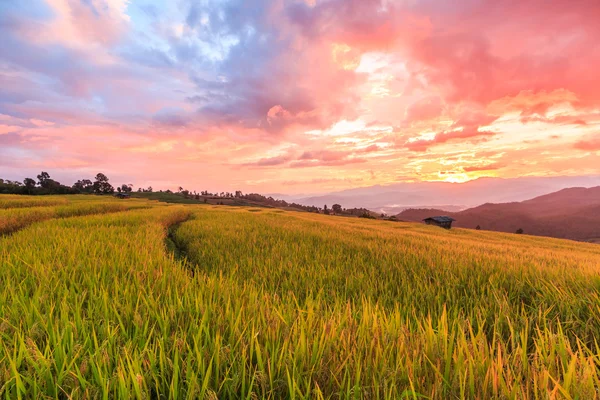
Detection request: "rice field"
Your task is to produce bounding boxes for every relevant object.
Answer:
[1,195,600,399]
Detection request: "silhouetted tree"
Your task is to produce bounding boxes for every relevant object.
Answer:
[476,225,481,230]
[23,178,36,194]
[37,171,50,188]
[516,228,524,234]
[332,204,342,214]
[73,179,93,193]
[93,173,114,194]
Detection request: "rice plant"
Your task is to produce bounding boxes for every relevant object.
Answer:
[1,196,600,399]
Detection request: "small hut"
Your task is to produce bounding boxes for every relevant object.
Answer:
[423,216,455,229]
[114,193,131,199]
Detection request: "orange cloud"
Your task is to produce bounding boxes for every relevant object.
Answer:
[574,135,600,151]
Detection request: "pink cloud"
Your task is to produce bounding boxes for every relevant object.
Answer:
[0,125,21,135]
[2,0,600,192]
[242,154,294,167]
[404,97,444,124]
[39,0,129,48]
[406,127,497,152]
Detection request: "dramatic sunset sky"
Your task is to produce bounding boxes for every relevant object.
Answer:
[1,0,599,193]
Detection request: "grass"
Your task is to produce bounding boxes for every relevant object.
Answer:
[132,192,270,208]
[0,195,68,209]
[1,195,600,398]
[0,195,152,235]
[132,192,204,204]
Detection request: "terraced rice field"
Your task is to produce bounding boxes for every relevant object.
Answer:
[1,195,600,399]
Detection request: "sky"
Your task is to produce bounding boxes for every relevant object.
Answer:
[1,0,599,194]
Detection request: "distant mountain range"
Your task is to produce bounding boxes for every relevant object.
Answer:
[397,186,600,242]
[290,176,600,215]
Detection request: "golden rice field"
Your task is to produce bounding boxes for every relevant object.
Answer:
[1,195,600,399]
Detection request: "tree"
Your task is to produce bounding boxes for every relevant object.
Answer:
[37,171,50,187]
[93,173,114,194]
[359,212,376,219]
[147,186,153,193]
[23,178,36,194]
[332,204,342,214]
[476,225,481,230]
[35,171,61,191]
[120,184,133,193]
[73,179,93,193]
[516,228,524,234]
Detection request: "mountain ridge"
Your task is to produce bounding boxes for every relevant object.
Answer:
[397,186,600,242]
[291,176,600,213]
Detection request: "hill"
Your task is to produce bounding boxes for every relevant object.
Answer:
[398,186,600,241]
[292,175,600,212]
[2,194,600,398]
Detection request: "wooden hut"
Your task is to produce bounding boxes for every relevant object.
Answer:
[422,216,455,229]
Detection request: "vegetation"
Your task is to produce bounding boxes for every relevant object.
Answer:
[1,195,600,398]
[0,196,151,235]
[0,172,379,219]
[0,172,120,195]
[398,187,600,242]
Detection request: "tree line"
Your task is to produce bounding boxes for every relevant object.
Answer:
[1,172,387,219]
[0,172,127,195]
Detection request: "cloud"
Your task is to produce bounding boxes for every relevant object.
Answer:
[241,148,368,168]
[1,0,599,192]
[574,135,600,151]
[404,97,444,124]
[242,154,294,167]
[0,125,21,135]
[289,158,366,168]
[282,177,364,186]
[152,109,190,128]
[41,0,130,48]
[406,127,497,152]
[404,110,500,152]
[463,163,506,172]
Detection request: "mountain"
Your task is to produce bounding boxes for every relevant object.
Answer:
[397,186,600,242]
[291,176,600,212]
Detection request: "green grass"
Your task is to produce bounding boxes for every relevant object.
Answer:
[1,195,600,399]
[132,192,204,204]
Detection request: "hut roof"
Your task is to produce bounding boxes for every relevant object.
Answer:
[423,216,455,223]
